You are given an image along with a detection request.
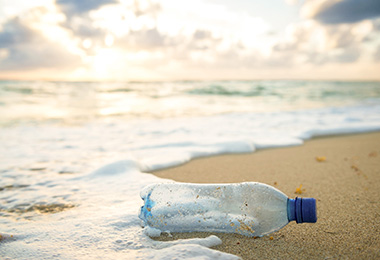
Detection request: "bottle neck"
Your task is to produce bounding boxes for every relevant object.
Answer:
[287,197,301,223]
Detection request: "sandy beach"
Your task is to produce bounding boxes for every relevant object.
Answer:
[152,132,380,259]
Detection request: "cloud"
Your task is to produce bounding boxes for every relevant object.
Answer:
[269,18,378,67]
[0,0,379,80]
[56,1,114,52]
[303,0,380,24]
[116,27,167,50]
[0,15,81,70]
[0,18,35,47]
[59,0,164,54]
[56,0,121,52]
[375,44,380,61]
[0,0,274,76]
[56,0,118,16]
[284,0,300,6]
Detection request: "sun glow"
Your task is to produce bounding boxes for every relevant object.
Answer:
[92,49,124,79]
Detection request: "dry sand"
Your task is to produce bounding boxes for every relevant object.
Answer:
[151,132,380,259]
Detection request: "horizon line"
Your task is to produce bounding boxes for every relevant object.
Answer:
[1,78,380,83]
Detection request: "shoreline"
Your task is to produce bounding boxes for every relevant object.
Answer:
[151,132,380,259]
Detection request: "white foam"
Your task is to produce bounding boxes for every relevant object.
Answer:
[144,226,163,237]
[147,244,239,260]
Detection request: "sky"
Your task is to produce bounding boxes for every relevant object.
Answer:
[0,0,379,81]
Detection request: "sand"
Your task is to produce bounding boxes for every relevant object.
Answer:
[151,132,380,259]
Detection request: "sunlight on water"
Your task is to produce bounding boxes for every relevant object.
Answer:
[1,80,379,125]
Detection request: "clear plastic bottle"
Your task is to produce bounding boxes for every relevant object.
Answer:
[139,182,317,237]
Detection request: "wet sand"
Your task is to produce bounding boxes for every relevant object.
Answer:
[152,132,380,259]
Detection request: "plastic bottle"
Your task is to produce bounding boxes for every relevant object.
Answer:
[139,182,317,237]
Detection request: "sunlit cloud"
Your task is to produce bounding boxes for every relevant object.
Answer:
[0,8,81,71]
[0,0,379,80]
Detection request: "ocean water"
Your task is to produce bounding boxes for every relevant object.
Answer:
[1,80,380,259]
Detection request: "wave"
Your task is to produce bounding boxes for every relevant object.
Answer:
[187,84,267,97]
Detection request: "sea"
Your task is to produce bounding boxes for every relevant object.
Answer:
[1,80,380,259]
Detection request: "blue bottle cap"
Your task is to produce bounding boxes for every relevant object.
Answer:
[287,197,317,223]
